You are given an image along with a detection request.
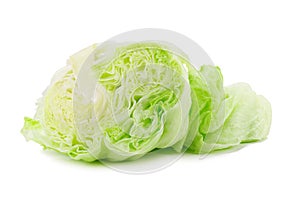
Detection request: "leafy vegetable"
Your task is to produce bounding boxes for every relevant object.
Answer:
[21,42,272,162]
[202,83,272,152]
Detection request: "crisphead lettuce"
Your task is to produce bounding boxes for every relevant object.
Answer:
[21,42,272,162]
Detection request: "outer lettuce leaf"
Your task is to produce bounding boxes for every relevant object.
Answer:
[185,65,225,153]
[203,83,272,151]
[185,68,271,154]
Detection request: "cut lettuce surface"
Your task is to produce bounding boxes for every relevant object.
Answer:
[21,42,272,162]
[22,65,96,162]
[73,42,194,161]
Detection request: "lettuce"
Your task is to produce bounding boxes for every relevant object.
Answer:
[21,42,272,162]
[202,83,272,151]
[22,65,96,161]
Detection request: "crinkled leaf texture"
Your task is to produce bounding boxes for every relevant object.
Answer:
[186,70,272,154]
[22,64,96,162]
[203,83,272,152]
[21,42,272,162]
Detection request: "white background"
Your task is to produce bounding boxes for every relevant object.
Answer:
[0,0,299,199]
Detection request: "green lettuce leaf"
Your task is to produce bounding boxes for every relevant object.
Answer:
[185,65,225,153]
[203,83,272,151]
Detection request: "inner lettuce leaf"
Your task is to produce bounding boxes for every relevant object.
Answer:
[21,42,272,162]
